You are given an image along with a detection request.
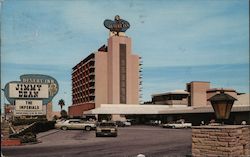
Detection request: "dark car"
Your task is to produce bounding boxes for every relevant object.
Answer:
[96,121,118,137]
[115,121,126,127]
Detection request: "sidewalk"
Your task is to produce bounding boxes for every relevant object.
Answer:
[37,129,60,139]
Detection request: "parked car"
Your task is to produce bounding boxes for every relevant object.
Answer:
[162,120,192,129]
[55,119,96,131]
[115,120,132,127]
[147,120,161,126]
[96,121,118,137]
[124,121,132,126]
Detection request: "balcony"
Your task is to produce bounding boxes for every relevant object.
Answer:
[89,93,95,97]
[89,79,95,83]
[89,65,95,69]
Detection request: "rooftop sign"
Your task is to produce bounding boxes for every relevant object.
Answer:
[104,15,130,36]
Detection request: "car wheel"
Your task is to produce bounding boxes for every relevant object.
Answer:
[172,126,175,129]
[61,126,67,130]
[85,126,91,131]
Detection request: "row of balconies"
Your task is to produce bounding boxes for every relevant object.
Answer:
[139,56,143,103]
[72,86,95,95]
[73,86,95,93]
[72,62,94,73]
[73,93,95,99]
[73,93,95,103]
[72,79,95,88]
[72,86,95,94]
[72,58,95,72]
[73,97,95,104]
[72,69,95,81]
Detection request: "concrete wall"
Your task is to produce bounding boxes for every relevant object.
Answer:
[128,54,139,104]
[107,36,139,104]
[107,36,120,104]
[95,52,108,108]
[187,82,210,106]
[192,125,250,156]
[68,103,95,117]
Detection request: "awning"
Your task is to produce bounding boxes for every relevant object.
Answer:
[83,104,250,115]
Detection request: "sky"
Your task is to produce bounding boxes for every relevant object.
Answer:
[1,0,249,112]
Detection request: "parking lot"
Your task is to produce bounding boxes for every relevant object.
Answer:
[2,125,192,157]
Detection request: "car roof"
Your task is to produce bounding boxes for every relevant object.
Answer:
[67,119,81,121]
[100,121,116,124]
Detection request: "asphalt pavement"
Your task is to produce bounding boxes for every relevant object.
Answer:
[2,125,192,157]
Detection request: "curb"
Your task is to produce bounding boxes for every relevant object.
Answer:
[37,130,60,139]
[1,139,21,146]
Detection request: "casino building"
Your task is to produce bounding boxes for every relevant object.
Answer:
[68,16,249,124]
[68,16,141,118]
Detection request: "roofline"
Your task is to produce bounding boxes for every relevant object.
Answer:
[72,53,95,71]
[187,81,210,84]
[151,92,189,97]
[207,88,236,93]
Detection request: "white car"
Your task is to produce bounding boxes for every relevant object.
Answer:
[163,120,192,129]
[124,121,131,126]
[55,119,96,131]
[96,121,118,137]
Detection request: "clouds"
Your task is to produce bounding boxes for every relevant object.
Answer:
[131,0,249,67]
[1,0,249,111]
[142,63,249,100]
[2,0,248,67]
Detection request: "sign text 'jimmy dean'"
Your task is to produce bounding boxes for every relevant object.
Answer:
[9,83,49,98]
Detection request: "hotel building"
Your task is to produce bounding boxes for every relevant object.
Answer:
[68,16,249,124]
[69,27,140,117]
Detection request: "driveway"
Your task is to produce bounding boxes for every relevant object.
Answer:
[2,125,192,157]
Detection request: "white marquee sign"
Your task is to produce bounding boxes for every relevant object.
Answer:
[9,83,49,98]
[15,100,44,115]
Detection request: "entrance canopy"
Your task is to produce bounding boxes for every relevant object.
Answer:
[84,104,191,115]
[83,104,250,115]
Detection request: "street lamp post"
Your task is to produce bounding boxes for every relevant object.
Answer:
[207,90,237,124]
[1,89,6,120]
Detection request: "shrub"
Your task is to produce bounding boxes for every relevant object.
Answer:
[20,132,37,143]
[32,121,56,133]
[9,121,56,142]
[12,118,47,126]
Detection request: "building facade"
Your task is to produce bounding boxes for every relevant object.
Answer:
[151,81,239,107]
[69,30,140,117]
[85,81,249,125]
[151,90,189,105]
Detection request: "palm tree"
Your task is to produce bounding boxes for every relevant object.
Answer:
[58,99,65,111]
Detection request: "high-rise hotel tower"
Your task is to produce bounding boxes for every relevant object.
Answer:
[69,16,140,117]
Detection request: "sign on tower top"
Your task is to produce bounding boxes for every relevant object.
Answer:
[104,15,130,36]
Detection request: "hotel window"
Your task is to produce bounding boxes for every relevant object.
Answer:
[120,44,126,104]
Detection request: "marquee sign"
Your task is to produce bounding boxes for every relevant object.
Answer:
[104,15,130,35]
[14,100,44,115]
[9,83,49,98]
[4,74,59,115]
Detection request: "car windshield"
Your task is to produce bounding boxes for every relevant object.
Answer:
[99,123,116,127]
